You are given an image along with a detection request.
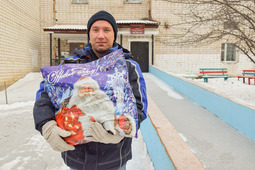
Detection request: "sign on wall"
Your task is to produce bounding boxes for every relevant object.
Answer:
[130,24,145,34]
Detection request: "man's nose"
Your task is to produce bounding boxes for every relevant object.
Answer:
[97,30,104,38]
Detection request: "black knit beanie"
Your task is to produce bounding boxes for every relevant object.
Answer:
[87,10,118,42]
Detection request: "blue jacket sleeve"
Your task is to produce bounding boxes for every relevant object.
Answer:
[126,59,148,128]
[33,80,55,133]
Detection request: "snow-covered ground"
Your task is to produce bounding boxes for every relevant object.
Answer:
[173,73,255,110]
[193,78,255,110]
[0,72,154,170]
[1,72,254,170]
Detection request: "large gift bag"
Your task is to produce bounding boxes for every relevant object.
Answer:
[41,49,138,145]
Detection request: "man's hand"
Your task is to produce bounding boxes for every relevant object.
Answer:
[42,120,75,152]
[86,122,124,144]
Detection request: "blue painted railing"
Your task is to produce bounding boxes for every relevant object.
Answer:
[140,118,175,170]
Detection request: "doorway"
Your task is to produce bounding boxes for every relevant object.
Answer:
[130,42,149,72]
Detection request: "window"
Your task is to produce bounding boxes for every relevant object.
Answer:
[125,0,142,3]
[224,0,240,2]
[221,43,237,61]
[72,0,88,3]
[224,21,237,30]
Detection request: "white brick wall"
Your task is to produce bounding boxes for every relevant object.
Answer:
[54,0,149,25]
[151,0,255,76]
[0,0,41,90]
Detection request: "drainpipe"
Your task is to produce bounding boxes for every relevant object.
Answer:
[58,38,61,64]
[52,0,56,66]
[120,34,123,46]
[152,35,154,65]
[148,0,152,19]
[53,0,56,23]
[50,33,52,66]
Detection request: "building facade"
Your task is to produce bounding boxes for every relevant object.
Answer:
[0,0,41,90]
[150,0,255,76]
[42,0,159,73]
[1,0,254,90]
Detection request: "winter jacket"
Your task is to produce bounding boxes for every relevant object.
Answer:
[33,42,148,170]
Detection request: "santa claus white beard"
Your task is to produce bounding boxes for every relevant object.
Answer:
[68,89,116,133]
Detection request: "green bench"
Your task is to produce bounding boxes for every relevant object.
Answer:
[199,68,228,83]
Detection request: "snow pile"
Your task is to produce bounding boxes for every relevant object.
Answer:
[0,72,42,104]
[193,77,255,110]
[173,73,255,110]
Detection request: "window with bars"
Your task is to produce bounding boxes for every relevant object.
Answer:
[221,43,237,61]
[224,0,254,1]
[72,0,88,3]
[224,0,240,2]
[224,21,237,30]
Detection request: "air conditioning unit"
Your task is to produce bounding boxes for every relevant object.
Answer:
[224,0,240,2]
[125,0,141,3]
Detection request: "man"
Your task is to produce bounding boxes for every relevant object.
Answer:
[33,10,147,170]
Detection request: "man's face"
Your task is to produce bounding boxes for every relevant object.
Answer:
[89,20,115,57]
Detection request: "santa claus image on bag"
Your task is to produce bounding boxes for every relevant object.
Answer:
[67,76,116,136]
[55,75,137,145]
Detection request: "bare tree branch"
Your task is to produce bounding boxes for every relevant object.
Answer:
[162,0,255,63]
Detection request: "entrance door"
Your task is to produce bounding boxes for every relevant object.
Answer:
[130,42,149,72]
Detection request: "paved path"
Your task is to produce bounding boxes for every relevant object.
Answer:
[144,73,255,170]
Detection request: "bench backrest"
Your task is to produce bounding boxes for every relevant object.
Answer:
[243,70,255,73]
[200,68,228,75]
[242,70,255,76]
